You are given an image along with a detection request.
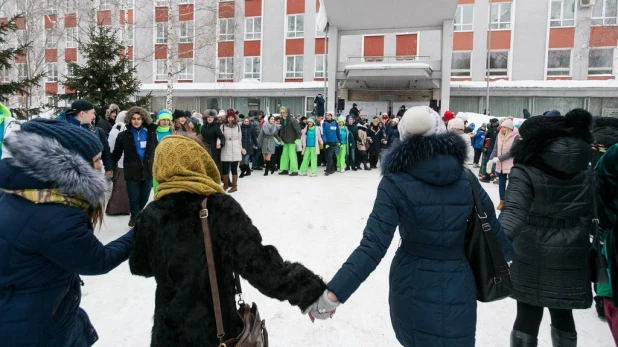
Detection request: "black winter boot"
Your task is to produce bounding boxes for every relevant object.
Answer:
[363,163,371,171]
[510,330,538,347]
[550,326,576,347]
[239,164,247,178]
[264,161,269,176]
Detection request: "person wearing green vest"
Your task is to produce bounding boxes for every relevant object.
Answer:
[152,109,173,194]
[0,102,20,159]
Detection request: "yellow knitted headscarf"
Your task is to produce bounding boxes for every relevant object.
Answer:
[153,135,225,200]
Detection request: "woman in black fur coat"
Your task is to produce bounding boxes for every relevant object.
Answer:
[129,135,326,347]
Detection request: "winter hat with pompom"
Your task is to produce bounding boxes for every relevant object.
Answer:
[501,119,515,130]
[442,110,456,123]
[398,106,447,141]
[447,117,465,132]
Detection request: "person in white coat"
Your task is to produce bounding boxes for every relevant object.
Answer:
[219,108,243,193]
[106,111,130,215]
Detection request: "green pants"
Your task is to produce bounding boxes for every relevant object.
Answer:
[279,143,299,172]
[336,144,347,169]
[300,147,317,174]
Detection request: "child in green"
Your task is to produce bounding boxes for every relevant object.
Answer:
[336,116,349,173]
[299,118,323,177]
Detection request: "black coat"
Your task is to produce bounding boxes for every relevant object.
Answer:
[201,122,226,151]
[279,116,301,144]
[111,125,157,181]
[367,124,385,152]
[129,193,326,347]
[592,117,618,167]
[240,123,258,156]
[349,107,360,117]
[96,117,113,137]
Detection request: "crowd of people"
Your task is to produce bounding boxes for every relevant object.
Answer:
[1,99,618,347]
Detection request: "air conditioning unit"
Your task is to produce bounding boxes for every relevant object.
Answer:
[580,0,596,8]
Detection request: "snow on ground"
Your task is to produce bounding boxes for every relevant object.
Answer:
[82,167,614,347]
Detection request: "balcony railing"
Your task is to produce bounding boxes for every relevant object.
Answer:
[348,55,431,63]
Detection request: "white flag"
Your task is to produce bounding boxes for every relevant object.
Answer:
[316,0,328,32]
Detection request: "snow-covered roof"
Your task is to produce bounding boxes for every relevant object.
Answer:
[140,81,324,91]
[345,62,433,71]
[451,80,618,89]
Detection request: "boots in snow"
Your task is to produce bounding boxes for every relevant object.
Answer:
[270,161,276,174]
[264,161,270,176]
[550,326,576,347]
[497,200,505,210]
[363,163,371,171]
[239,164,247,178]
[245,165,252,177]
[228,175,238,193]
[128,217,136,227]
[222,175,229,191]
[279,170,289,175]
[510,330,538,347]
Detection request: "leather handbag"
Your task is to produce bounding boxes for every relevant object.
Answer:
[463,169,513,302]
[589,168,609,285]
[200,198,269,347]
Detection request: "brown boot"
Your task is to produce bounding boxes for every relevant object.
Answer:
[497,200,505,210]
[222,175,229,191]
[228,175,238,193]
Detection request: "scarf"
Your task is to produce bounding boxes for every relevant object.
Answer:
[262,122,278,136]
[153,135,225,200]
[2,188,90,211]
[157,126,171,133]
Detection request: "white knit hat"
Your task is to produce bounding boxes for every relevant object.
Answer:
[501,119,515,130]
[447,117,465,131]
[398,106,447,141]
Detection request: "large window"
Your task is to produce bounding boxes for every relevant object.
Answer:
[487,51,509,76]
[550,0,576,27]
[315,54,325,78]
[65,27,78,48]
[99,0,111,10]
[154,0,169,7]
[45,0,57,14]
[589,48,614,75]
[454,5,474,32]
[218,57,234,79]
[156,23,168,44]
[451,52,471,77]
[179,20,193,43]
[490,2,512,30]
[244,57,260,79]
[547,49,571,76]
[121,0,134,9]
[67,0,78,13]
[46,63,58,82]
[17,63,27,78]
[155,59,166,81]
[178,59,193,80]
[287,14,304,38]
[592,0,618,26]
[245,17,261,40]
[46,30,58,49]
[219,18,235,41]
[122,24,134,46]
[286,55,303,78]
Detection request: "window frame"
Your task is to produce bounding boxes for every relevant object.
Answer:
[454,4,474,32]
[219,18,235,41]
[285,55,304,79]
[65,27,78,48]
[315,54,326,78]
[46,29,58,49]
[588,47,615,75]
[243,56,261,79]
[122,24,134,46]
[45,0,57,14]
[46,62,58,82]
[550,0,576,28]
[487,50,509,77]
[66,0,78,13]
[286,14,304,38]
[218,57,234,80]
[154,0,170,7]
[178,58,194,80]
[99,0,112,11]
[489,2,512,30]
[592,0,618,26]
[451,51,472,77]
[245,16,262,40]
[154,59,166,81]
[17,63,27,79]
[179,0,193,3]
[547,49,572,76]
[179,20,194,43]
[155,22,168,44]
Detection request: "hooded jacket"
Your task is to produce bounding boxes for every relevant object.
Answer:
[321,118,341,144]
[240,122,258,156]
[279,115,301,144]
[592,117,618,167]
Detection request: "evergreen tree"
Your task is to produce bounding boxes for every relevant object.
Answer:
[54,25,150,112]
[0,15,44,119]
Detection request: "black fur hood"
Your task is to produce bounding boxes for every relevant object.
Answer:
[3,131,110,208]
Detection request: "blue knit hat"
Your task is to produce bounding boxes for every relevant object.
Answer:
[20,118,103,162]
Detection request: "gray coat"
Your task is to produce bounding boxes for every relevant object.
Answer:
[257,122,282,155]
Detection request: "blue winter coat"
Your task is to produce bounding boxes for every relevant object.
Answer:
[321,119,341,144]
[472,129,487,149]
[0,130,133,347]
[328,132,514,347]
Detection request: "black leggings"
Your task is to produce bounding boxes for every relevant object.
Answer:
[222,161,238,176]
[513,301,576,336]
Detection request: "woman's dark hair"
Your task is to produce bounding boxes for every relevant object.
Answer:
[267,115,274,122]
[225,115,238,126]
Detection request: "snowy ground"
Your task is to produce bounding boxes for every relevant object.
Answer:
[83,167,614,347]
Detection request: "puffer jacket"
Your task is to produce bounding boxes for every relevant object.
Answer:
[220,123,242,162]
[592,117,618,167]
[240,123,258,156]
[328,132,513,347]
[279,116,301,144]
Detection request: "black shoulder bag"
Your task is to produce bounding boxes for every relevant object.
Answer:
[464,169,513,302]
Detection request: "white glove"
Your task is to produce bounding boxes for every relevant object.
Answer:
[491,157,499,164]
[486,160,494,173]
[303,290,340,320]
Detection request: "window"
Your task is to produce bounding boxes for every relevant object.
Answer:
[287,14,304,38]
[454,5,474,31]
[219,18,234,41]
[179,21,193,43]
[16,30,27,46]
[0,67,7,82]
[592,0,618,26]
[99,0,111,10]
[451,52,471,77]
[179,0,192,3]
[589,48,614,75]
[218,57,234,79]
[120,24,134,46]
[65,27,78,48]
[156,23,168,44]
[547,49,571,76]
[490,2,512,30]
[487,51,509,76]
[286,56,303,78]
[46,0,57,14]
[550,0,576,27]
[155,0,170,7]
[46,30,58,48]
[17,63,27,78]
[315,54,325,78]
[244,57,260,79]
[66,64,76,78]
[178,59,193,80]
[155,59,166,81]
[46,63,58,82]
[67,0,78,13]
[245,17,262,40]
[121,0,134,9]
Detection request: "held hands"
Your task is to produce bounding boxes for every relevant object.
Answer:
[241,148,247,155]
[295,139,301,146]
[304,290,340,323]
[216,144,221,149]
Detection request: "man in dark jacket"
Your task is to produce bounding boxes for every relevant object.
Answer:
[346,115,359,171]
[201,111,226,174]
[349,103,361,118]
[471,125,487,167]
[314,94,325,117]
[396,105,406,118]
[278,107,301,176]
[321,112,341,175]
[251,113,263,170]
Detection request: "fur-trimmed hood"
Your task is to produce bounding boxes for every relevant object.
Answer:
[381,132,468,185]
[1,131,110,208]
[593,117,618,148]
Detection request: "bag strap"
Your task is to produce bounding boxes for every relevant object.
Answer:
[463,168,488,223]
[200,198,226,343]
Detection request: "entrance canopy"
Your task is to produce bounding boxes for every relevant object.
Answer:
[342,62,438,90]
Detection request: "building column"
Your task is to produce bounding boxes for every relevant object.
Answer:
[573,7,592,80]
[440,19,454,115]
[327,25,339,113]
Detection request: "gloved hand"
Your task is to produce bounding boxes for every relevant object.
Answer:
[325,144,330,149]
[295,139,301,145]
[491,157,499,164]
[303,290,340,320]
[486,160,494,173]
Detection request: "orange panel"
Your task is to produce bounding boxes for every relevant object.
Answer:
[315,38,328,54]
[453,32,473,50]
[65,14,77,27]
[285,38,304,55]
[45,49,57,62]
[44,15,57,29]
[491,0,512,2]
[15,16,25,30]
[65,87,75,94]
[244,40,261,56]
[589,75,616,80]
[15,54,25,63]
[590,26,618,47]
[120,10,134,25]
[178,79,192,83]
[155,7,169,22]
[547,76,573,81]
[285,78,303,82]
[218,41,234,57]
[219,2,235,18]
[179,43,193,58]
[314,78,326,82]
[316,0,320,12]
[363,36,384,57]
[287,0,305,14]
[396,34,417,56]
[451,77,473,81]
[65,48,77,62]
[179,4,194,21]
[459,0,475,3]
[489,30,511,50]
[245,0,262,17]
[120,47,134,60]
[154,45,167,59]
[97,10,112,26]
[45,83,58,95]
[549,27,575,48]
